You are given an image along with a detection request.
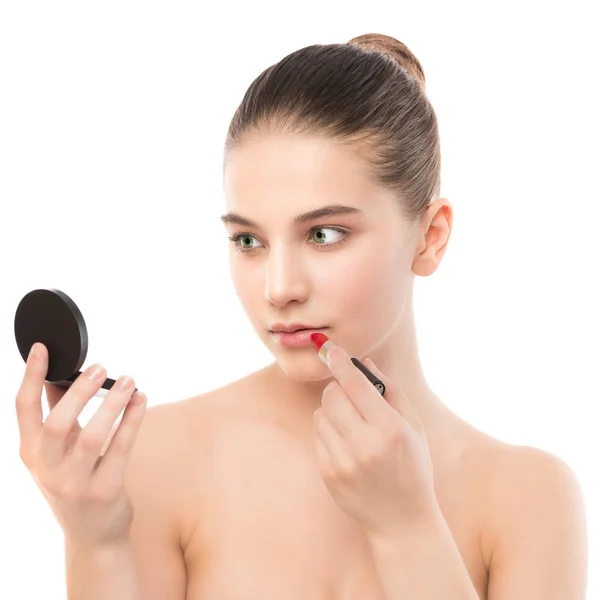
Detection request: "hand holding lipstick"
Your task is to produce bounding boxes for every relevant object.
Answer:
[310,333,440,538]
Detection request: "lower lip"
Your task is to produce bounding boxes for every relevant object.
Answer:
[271,328,328,347]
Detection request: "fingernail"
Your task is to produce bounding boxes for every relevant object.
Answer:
[29,344,38,360]
[116,375,133,391]
[315,342,333,366]
[85,363,106,380]
[322,341,336,364]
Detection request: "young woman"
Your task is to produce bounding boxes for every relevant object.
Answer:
[16,33,587,599]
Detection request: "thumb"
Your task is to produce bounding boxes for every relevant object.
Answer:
[36,345,83,451]
[36,344,68,411]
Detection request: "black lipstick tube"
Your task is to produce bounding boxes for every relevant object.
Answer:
[351,357,386,396]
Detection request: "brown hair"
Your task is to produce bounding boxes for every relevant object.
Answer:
[224,33,441,223]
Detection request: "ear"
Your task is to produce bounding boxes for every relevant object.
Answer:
[412,198,453,277]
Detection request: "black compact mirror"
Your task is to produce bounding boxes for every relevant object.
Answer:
[14,288,137,392]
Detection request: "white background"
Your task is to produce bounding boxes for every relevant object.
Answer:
[1,1,598,597]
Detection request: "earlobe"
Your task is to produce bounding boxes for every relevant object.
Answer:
[411,224,439,277]
[412,248,440,277]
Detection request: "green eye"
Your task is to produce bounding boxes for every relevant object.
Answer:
[311,228,328,243]
[239,235,254,250]
[228,226,348,254]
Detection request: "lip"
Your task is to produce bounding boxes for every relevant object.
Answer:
[270,322,325,333]
[271,327,328,347]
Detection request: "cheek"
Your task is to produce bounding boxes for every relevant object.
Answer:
[324,241,410,330]
[325,262,376,309]
[229,261,260,308]
[324,242,401,305]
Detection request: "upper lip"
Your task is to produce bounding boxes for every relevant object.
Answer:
[270,323,326,333]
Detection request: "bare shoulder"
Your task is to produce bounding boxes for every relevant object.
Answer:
[120,398,210,600]
[474,434,587,576]
[125,398,204,531]
[119,387,246,600]
[131,394,223,475]
[129,375,256,483]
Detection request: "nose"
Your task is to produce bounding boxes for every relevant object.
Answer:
[264,243,309,306]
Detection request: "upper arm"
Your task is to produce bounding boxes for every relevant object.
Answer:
[486,446,588,600]
[124,404,188,600]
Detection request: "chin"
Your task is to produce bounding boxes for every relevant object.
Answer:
[271,352,331,382]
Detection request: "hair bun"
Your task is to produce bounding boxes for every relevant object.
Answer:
[347,33,426,91]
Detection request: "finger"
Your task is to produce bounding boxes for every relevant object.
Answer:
[363,358,422,431]
[324,344,392,426]
[93,391,147,487]
[321,382,368,443]
[69,376,137,476]
[39,363,107,469]
[314,407,354,475]
[44,381,68,411]
[15,343,46,463]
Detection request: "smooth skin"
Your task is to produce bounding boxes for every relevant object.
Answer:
[16,341,147,549]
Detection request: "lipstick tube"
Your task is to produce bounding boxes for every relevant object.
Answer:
[351,357,386,396]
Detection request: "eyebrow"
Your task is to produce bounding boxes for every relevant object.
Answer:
[220,204,363,228]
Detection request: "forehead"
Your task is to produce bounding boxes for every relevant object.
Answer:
[222,133,384,221]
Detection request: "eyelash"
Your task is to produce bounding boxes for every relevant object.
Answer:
[228,226,349,254]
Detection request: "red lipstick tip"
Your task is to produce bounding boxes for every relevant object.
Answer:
[311,332,329,351]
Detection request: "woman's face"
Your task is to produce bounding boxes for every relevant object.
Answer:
[222,132,433,383]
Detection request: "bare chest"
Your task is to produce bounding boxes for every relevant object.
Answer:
[178,417,489,600]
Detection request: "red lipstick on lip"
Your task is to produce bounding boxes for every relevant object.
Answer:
[310,332,386,396]
[311,332,328,351]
